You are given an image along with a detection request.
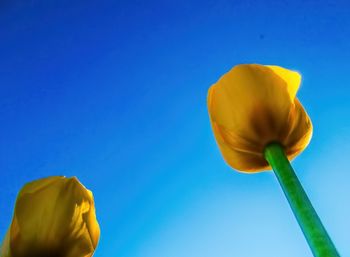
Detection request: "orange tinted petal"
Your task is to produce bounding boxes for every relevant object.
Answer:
[208,64,312,172]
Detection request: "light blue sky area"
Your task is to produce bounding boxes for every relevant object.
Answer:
[0,1,349,256]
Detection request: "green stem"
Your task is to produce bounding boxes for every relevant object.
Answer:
[264,143,339,257]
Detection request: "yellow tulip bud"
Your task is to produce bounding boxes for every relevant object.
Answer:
[1,176,100,257]
[208,64,313,172]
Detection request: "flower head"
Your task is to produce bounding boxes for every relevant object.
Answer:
[1,176,100,257]
[207,64,312,172]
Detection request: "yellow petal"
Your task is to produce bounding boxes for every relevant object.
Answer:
[0,229,11,257]
[208,64,312,172]
[282,99,313,159]
[2,176,100,257]
[266,65,301,101]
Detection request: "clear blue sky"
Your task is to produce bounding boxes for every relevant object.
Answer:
[1,1,349,256]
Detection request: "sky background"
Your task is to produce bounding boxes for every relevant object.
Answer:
[1,0,350,256]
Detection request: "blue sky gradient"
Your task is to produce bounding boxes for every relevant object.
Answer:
[1,1,350,256]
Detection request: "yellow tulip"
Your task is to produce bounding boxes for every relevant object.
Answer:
[207,64,313,172]
[0,176,100,257]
